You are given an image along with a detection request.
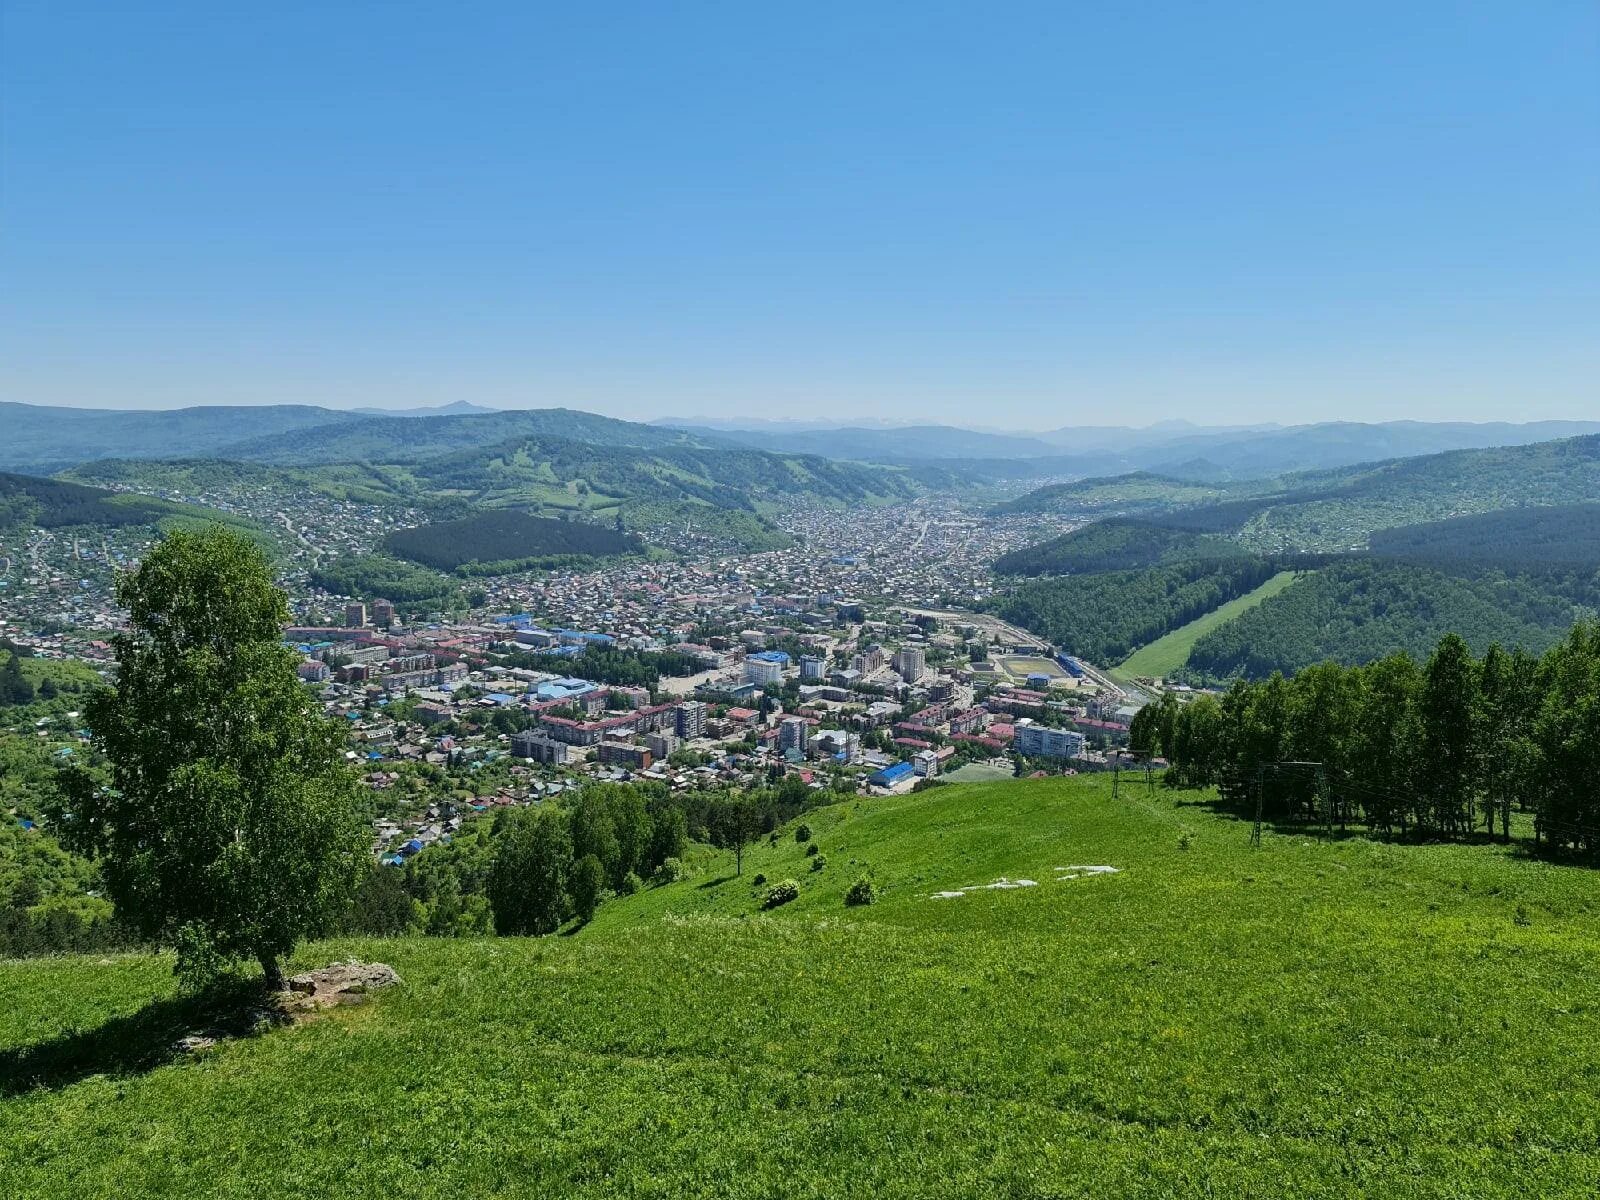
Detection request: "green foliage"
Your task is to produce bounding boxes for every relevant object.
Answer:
[308,552,461,609]
[993,518,1247,576]
[844,876,875,906]
[1369,502,1600,568]
[487,807,571,935]
[501,645,699,688]
[1166,622,1600,853]
[794,823,812,843]
[0,472,183,529]
[9,776,1600,1194]
[762,878,800,908]
[570,855,605,924]
[58,528,368,987]
[1184,560,1598,679]
[384,509,643,573]
[992,559,1279,663]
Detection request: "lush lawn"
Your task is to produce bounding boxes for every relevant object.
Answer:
[1118,569,1300,678]
[4,776,1600,1198]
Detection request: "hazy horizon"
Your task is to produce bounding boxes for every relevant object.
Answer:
[3,3,1597,426]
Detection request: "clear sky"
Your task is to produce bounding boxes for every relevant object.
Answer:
[2,2,1596,428]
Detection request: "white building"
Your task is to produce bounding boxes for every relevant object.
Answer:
[1014,723,1085,760]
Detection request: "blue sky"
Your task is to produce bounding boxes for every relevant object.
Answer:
[2,2,1596,427]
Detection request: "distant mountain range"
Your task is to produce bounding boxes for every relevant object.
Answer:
[6,401,1600,486]
[659,416,1600,478]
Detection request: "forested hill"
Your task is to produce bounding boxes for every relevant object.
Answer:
[403,435,943,513]
[216,407,713,464]
[991,518,1248,576]
[0,403,366,472]
[384,511,643,573]
[997,434,1600,555]
[1182,559,1600,680]
[0,472,253,535]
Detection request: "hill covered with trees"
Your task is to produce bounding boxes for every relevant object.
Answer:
[384,511,644,573]
[991,518,1248,576]
[1181,560,1599,680]
[989,558,1280,664]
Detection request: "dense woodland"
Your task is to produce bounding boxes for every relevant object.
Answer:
[499,645,701,688]
[0,472,175,530]
[1148,624,1600,855]
[308,552,462,610]
[991,518,1246,576]
[1183,560,1600,680]
[1367,502,1600,568]
[384,510,643,573]
[990,559,1280,664]
[346,775,839,937]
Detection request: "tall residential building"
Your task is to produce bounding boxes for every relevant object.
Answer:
[1014,724,1086,760]
[675,700,708,739]
[344,602,368,629]
[893,646,926,682]
[852,645,885,675]
[370,598,396,628]
[778,716,809,756]
[799,655,827,681]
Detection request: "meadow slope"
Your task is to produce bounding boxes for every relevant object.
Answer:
[4,777,1600,1198]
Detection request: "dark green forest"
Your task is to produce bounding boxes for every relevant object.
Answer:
[1368,502,1600,568]
[992,518,1247,576]
[384,511,643,573]
[989,559,1280,663]
[1155,626,1600,855]
[0,472,175,529]
[308,553,461,609]
[1183,561,1600,680]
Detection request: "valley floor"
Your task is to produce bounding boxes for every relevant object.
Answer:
[4,777,1599,1198]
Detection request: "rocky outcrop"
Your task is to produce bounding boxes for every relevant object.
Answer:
[274,961,403,1018]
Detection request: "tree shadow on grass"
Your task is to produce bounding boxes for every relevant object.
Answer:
[0,975,269,1097]
[696,874,736,890]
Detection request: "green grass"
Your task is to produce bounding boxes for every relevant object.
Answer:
[5,776,1600,1197]
[1118,569,1299,678]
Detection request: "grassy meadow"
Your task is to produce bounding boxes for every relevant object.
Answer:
[4,775,1600,1198]
[1117,569,1299,679]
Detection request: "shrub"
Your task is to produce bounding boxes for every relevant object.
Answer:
[844,877,875,907]
[810,854,827,873]
[1178,830,1193,852]
[752,873,767,887]
[763,879,800,909]
[794,824,812,843]
[655,857,687,885]
[805,842,819,857]
[619,871,643,896]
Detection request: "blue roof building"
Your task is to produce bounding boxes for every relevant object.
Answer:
[868,761,915,787]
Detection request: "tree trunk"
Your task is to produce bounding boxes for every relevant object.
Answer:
[259,950,285,991]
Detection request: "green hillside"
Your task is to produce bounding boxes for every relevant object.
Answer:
[1184,559,1600,679]
[999,435,1600,554]
[1116,569,1299,679]
[6,776,1598,1197]
[992,517,1249,576]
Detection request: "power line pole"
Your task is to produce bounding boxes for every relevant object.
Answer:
[1251,764,1264,848]
[1112,750,1120,800]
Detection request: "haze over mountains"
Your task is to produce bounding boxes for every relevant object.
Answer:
[7,401,1600,483]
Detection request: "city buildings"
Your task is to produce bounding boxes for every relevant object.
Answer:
[510,731,571,765]
[1014,723,1086,760]
[893,646,926,682]
[743,649,790,686]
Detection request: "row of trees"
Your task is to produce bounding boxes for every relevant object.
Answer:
[1144,625,1600,853]
[484,774,827,934]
